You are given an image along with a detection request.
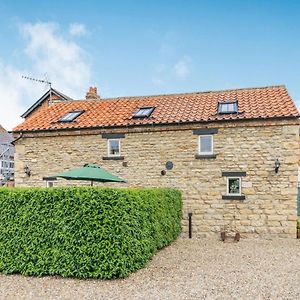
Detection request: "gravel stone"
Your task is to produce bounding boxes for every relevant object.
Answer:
[0,238,299,300]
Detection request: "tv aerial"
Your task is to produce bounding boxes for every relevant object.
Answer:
[22,74,52,102]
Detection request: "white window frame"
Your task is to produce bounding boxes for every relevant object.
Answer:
[227,177,242,196]
[107,139,121,157]
[198,135,213,155]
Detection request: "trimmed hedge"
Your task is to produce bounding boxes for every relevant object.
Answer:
[0,187,182,279]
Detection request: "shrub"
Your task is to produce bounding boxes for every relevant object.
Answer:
[0,187,182,279]
[297,220,300,230]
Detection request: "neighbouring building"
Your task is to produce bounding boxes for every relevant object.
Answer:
[0,125,14,185]
[13,85,300,238]
[21,88,73,120]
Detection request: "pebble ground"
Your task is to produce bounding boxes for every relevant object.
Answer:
[0,238,299,300]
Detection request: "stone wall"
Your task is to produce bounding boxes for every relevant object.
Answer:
[14,120,299,238]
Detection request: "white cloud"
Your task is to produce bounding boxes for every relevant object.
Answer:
[21,22,91,96]
[0,64,27,131]
[173,56,191,78]
[69,23,87,37]
[0,22,91,130]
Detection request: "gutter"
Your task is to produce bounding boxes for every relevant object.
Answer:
[12,115,300,135]
[11,132,23,145]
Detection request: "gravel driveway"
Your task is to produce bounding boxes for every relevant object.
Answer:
[0,238,299,300]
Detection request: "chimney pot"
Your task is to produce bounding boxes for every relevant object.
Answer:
[86,86,100,100]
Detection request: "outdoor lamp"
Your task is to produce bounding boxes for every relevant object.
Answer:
[275,159,280,173]
[24,165,31,176]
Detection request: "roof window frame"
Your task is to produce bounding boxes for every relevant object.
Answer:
[217,101,238,114]
[133,106,155,118]
[59,110,84,122]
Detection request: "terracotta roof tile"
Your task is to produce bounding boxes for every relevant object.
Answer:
[13,85,299,132]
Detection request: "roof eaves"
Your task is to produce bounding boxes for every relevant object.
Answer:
[12,114,300,134]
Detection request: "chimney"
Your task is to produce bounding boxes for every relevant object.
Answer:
[86,86,100,100]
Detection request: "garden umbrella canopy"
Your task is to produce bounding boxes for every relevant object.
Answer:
[56,164,126,185]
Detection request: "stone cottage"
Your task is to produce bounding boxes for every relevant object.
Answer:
[13,85,299,238]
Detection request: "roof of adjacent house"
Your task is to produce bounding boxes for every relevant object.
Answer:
[13,85,299,132]
[0,132,14,157]
[0,132,13,144]
[21,88,73,118]
[0,125,6,133]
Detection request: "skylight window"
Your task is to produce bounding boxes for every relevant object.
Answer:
[59,110,84,122]
[218,101,238,114]
[133,107,155,118]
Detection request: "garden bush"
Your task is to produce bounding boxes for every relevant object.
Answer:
[0,187,181,279]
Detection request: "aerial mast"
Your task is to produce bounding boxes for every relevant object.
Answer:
[21,75,52,103]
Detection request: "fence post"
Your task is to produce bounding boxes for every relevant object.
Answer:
[188,212,192,239]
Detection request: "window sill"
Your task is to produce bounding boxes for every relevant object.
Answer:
[195,154,217,159]
[102,156,124,161]
[222,195,245,200]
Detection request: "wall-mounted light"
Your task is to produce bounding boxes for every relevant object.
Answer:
[275,159,280,173]
[24,165,31,176]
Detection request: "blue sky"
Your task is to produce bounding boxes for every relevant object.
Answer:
[0,0,300,129]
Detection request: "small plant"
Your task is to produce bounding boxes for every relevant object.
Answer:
[297,220,300,230]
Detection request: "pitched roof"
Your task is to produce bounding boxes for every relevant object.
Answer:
[13,85,299,132]
[21,88,73,118]
[0,132,13,144]
[0,124,6,133]
[0,132,14,157]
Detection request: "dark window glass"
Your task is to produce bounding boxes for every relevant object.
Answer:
[228,177,241,195]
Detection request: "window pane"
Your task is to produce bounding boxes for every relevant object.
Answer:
[227,103,234,111]
[109,140,120,155]
[134,109,144,117]
[228,178,240,194]
[218,102,238,114]
[60,111,83,122]
[221,104,227,112]
[144,108,153,115]
[200,136,212,153]
[134,107,154,118]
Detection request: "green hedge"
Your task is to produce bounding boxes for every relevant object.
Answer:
[0,187,182,279]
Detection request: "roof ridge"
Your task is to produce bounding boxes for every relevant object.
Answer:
[58,85,287,104]
[51,88,74,101]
